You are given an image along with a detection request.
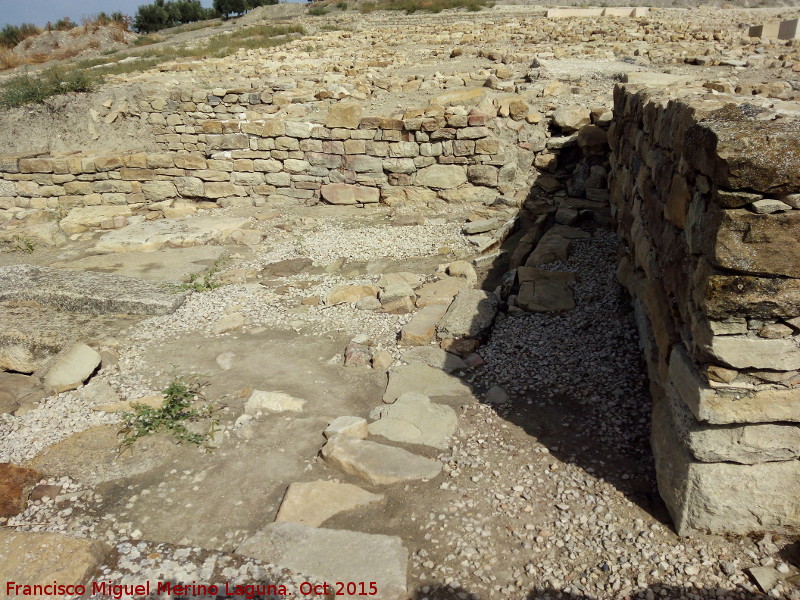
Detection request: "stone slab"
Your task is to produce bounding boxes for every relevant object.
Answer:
[383,363,473,404]
[55,246,227,283]
[0,463,40,518]
[237,522,407,600]
[669,345,800,424]
[0,264,187,315]
[275,481,383,527]
[516,267,576,312]
[664,386,800,464]
[436,289,498,340]
[94,216,249,253]
[43,343,101,393]
[400,304,448,346]
[400,347,467,373]
[0,305,131,373]
[0,530,109,596]
[368,392,457,449]
[321,435,442,485]
[651,397,800,535]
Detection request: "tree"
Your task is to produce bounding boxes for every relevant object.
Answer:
[134,0,170,32]
[213,0,249,18]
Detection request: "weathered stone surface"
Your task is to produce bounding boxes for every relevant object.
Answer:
[0,463,40,518]
[95,216,249,253]
[553,105,590,133]
[327,284,379,305]
[669,346,800,424]
[369,392,457,449]
[700,272,800,320]
[651,397,800,535]
[59,205,132,234]
[324,416,368,440]
[516,267,576,312]
[0,305,121,373]
[245,390,306,414]
[415,277,468,308]
[383,363,473,404]
[526,231,573,266]
[400,304,448,345]
[400,346,467,373]
[237,523,407,600]
[707,336,800,370]
[0,531,109,592]
[275,481,383,527]
[43,343,101,393]
[664,386,800,464]
[706,208,800,278]
[326,101,363,129]
[686,103,800,195]
[436,289,498,339]
[211,312,245,334]
[415,165,467,189]
[321,435,442,485]
[260,257,313,277]
[320,183,379,205]
[0,265,187,316]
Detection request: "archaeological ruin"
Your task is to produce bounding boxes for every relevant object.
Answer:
[0,2,799,599]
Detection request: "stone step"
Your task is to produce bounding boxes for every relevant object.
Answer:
[0,264,187,316]
[321,435,442,485]
[237,522,408,600]
[368,392,458,449]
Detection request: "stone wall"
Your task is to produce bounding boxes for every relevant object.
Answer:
[0,99,548,215]
[609,84,800,535]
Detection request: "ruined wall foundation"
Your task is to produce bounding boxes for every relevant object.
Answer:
[609,84,800,535]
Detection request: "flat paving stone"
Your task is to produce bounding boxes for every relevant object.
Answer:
[237,522,408,600]
[275,480,383,527]
[0,264,187,315]
[321,435,442,485]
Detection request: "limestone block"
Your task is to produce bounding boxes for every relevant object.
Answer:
[415,165,467,189]
[320,183,379,205]
[651,397,800,535]
[326,101,362,129]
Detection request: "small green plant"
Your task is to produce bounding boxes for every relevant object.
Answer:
[336,1,348,9]
[119,374,219,449]
[359,1,376,12]
[304,44,316,52]
[308,5,329,15]
[2,235,36,253]
[177,254,227,292]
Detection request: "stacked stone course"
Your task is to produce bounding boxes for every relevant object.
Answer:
[609,83,800,535]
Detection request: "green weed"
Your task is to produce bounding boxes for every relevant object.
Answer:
[119,374,220,449]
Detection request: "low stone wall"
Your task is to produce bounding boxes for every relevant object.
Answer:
[0,100,547,213]
[609,84,800,535]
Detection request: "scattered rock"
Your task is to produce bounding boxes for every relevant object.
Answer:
[245,390,306,414]
[383,363,473,404]
[0,463,41,518]
[43,343,101,393]
[436,289,498,339]
[212,312,245,334]
[324,416,368,440]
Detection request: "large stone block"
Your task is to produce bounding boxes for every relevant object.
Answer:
[0,531,109,593]
[668,345,800,424]
[414,165,467,190]
[665,385,800,464]
[704,207,800,278]
[326,101,362,129]
[652,396,800,535]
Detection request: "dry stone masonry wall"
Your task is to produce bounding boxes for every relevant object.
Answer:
[609,83,800,535]
[0,96,547,217]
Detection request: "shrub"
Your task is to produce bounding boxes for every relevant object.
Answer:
[0,68,99,109]
[336,1,348,9]
[308,4,330,15]
[360,2,376,12]
[0,23,41,49]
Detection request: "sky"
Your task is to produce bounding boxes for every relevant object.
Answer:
[0,0,216,28]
